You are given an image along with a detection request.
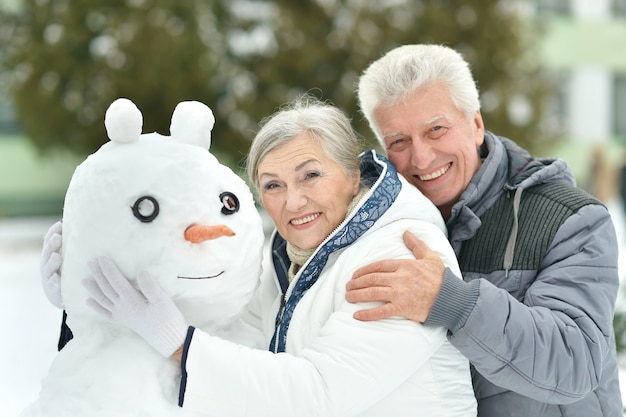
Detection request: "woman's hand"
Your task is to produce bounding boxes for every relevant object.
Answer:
[83,256,188,358]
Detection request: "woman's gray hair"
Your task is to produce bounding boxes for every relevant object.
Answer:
[246,95,361,193]
[357,44,480,147]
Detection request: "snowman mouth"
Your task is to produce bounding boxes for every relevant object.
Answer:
[177,271,224,279]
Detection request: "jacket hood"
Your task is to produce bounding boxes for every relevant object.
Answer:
[451,132,575,224]
[499,134,575,190]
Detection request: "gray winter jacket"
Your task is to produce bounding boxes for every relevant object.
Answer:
[425,132,622,416]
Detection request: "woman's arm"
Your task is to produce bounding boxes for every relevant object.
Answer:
[180,221,455,417]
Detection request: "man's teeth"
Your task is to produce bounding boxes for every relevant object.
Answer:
[291,213,320,225]
[419,164,451,181]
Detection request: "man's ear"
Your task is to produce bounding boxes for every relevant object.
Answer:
[472,110,485,147]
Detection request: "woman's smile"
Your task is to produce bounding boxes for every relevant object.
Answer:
[290,212,321,227]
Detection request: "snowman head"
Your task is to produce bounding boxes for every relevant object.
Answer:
[61,98,264,334]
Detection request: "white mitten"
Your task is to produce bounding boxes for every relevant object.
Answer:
[40,221,64,309]
[84,256,188,357]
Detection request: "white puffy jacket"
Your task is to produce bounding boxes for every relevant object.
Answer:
[178,151,477,417]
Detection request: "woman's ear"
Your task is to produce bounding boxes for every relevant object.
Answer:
[352,170,362,196]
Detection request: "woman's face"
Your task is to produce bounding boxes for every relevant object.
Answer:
[257,133,360,250]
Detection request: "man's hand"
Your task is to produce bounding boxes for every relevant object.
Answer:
[84,256,187,358]
[345,231,445,323]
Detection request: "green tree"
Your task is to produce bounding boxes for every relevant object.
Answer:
[1,0,247,162]
[1,0,556,164]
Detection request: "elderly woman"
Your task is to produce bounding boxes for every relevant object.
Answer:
[63,96,477,416]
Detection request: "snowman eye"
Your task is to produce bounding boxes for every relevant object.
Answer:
[132,196,160,223]
[219,192,239,215]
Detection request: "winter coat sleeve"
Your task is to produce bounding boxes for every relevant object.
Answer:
[181,317,446,417]
[424,268,479,332]
[449,203,620,403]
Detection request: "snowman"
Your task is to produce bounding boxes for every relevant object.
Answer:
[21,98,265,417]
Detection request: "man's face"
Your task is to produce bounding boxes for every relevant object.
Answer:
[373,82,484,219]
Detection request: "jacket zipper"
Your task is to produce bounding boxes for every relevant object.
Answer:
[272,295,286,353]
[275,295,286,328]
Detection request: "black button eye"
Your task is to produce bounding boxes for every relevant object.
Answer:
[132,196,159,222]
[219,192,239,215]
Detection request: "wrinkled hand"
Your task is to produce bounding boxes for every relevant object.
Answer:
[84,256,187,358]
[40,221,64,309]
[345,231,445,323]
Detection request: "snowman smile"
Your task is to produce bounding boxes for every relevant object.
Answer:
[178,271,225,279]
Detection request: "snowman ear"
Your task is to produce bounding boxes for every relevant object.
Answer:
[170,101,215,150]
[104,98,143,144]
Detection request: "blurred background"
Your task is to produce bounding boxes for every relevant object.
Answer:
[3,0,626,209]
[1,0,626,415]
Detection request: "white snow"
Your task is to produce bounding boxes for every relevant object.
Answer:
[0,217,64,417]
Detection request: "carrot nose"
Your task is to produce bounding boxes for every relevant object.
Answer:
[184,224,235,243]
